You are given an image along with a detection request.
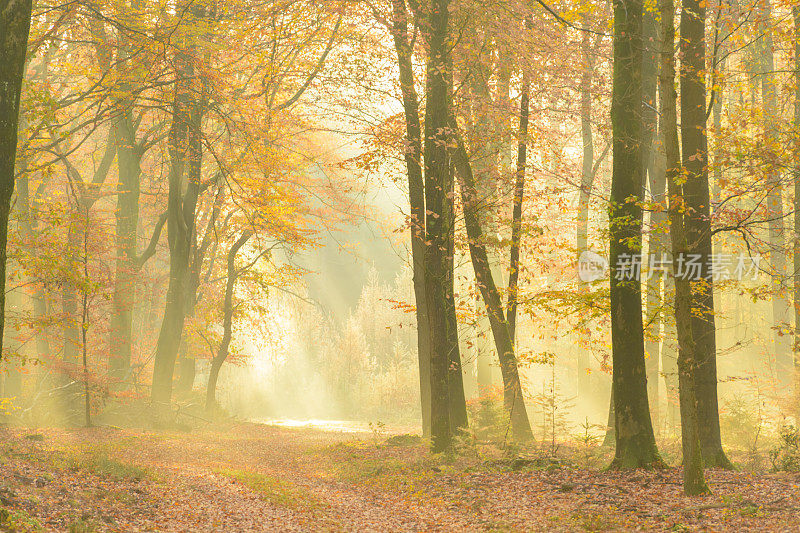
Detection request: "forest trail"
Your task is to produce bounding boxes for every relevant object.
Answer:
[1,423,800,532]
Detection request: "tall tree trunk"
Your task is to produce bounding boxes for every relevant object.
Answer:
[452,127,533,441]
[508,46,530,343]
[793,7,800,412]
[63,225,81,366]
[423,0,453,452]
[576,23,595,399]
[390,0,432,436]
[445,159,468,432]
[759,0,792,390]
[151,23,204,405]
[680,0,732,470]
[0,0,33,361]
[206,232,251,410]
[642,4,662,428]
[16,170,51,361]
[110,108,141,379]
[3,275,23,397]
[662,0,709,495]
[177,184,224,393]
[609,0,661,468]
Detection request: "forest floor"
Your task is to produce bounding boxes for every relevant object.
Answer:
[1,421,799,532]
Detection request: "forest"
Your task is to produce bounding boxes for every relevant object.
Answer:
[0,0,799,530]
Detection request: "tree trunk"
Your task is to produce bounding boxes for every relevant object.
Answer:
[110,108,141,379]
[507,45,530,344]
[662,275,680,430]
[758,0,792,391]
[452,127,534,442]
[175,340,196,392]
[576,23,595,398]
[206,232,251,410]
[642,5,662,429]
[679,0,732,470]
[445,160,468,432]
[63,225,81,366]
[609,0,661,468]
[390,0,432,436]
[422,0,453,452]
[0,0,33,361]
[662,0,709,495]
[793,7,800,412]
[151,24,204,405]
[16,170,51,361]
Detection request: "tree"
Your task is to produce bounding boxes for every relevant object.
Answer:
[451,123,534,441]
[609,0,661,468]
[389,0,432,436]
[679,0,732,470]
[422,0,457,452]
[794,6,800,410]
[758,0,792,391]
[0,0,33,359]
[660,0,709,495]
[151,3,207,405]
[206,231,252,410]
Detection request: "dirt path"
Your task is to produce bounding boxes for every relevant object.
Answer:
[2,424,800,531]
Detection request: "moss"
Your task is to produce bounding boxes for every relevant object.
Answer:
[214,469,325,512]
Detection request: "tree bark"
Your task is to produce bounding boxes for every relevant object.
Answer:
[662,0,709,495]
[507,47,530,343]
[642,4,662,429]
[452,126,534,442]
[444,158,468,432]
[758,0,792,391]
[422,0,453,452]
[793,7,800,412]
[679,0,732,470]
[609,0,661,468]
[151,19,205,404]
[206,232,251,410]
[390,0,432,436]
[110,107,142,378]
[0,0,33,361]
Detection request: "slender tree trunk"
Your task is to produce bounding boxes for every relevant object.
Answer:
[0,0,33,361]
[63,225,81,366]
[80,212,92,428]
[445,160,468,431]
[508,48,530,343]
[758,0,792,390]
[423,0,453,452]
[680,0,732,470]
[793,7,800,412]
[3,275,23,397]
[642,5,662,428]
[609,0,661,468]
[452,127,533,441]
[110,108,141,379]
[576,24,595,398]
[390,0,432,436]
[662,275,680,430]
[16,171,51,361]
[662,0,709,494]
[206,232,251,410]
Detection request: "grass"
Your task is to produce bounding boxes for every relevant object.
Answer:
[52,448,149,482]
[214,468,326,513]
[0,507,44,532]
[571,510,623,531]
